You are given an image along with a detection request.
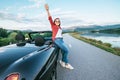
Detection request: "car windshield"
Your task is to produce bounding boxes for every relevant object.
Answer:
[29,31,52,40]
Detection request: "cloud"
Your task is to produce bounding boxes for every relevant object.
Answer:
[4,7,12,11]
[0,6,87,31]
[0,11,23,23]
[17,13,26,19]
[0,10,50,31]
[0,7,87,31]
[0,11,44,23]
[48,8,87,27]
[19,0,46,10]
[0,11,16,21]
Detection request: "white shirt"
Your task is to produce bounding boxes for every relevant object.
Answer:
[55,28,63,38]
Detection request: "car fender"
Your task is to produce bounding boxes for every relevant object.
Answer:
[1,46,56,80]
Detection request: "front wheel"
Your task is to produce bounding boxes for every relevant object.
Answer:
[50,67,57,80]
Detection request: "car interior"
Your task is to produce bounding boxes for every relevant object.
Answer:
[15,32,53,47]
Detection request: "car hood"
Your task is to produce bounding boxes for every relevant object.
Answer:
[0,43,39,74]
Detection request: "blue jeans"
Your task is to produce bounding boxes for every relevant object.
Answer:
[54,38,69,63]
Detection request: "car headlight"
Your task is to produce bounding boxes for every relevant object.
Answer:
[5,73,19,80]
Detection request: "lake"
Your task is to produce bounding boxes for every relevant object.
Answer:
[81,32,120,48]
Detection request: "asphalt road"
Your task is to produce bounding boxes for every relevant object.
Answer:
[57,34,120,80]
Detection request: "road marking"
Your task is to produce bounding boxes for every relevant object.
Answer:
[68,44,72,48]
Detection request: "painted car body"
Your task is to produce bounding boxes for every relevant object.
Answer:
[0,31,59,80]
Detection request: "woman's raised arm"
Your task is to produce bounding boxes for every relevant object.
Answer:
[44,4,51,17]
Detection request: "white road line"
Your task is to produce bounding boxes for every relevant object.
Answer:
[68,44,72,48]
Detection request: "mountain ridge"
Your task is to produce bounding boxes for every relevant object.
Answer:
[64,24,120,32]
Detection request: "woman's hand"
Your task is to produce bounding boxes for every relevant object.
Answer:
[44,4,49,11]
[44,4,51,17]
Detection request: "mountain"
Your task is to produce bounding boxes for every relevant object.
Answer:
[65,24,120,32]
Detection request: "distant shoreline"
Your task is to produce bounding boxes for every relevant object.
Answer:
[80,33,120,48]
[70,32,120,56]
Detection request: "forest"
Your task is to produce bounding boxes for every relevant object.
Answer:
[0,28,27,47]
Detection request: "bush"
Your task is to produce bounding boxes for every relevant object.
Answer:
[103,43,112,47]
[97,40,102,44]
[0,38,10,46]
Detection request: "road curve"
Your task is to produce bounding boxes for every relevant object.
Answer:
[57,34,120,80]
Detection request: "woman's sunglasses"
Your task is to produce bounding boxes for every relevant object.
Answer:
[55,20,60,22]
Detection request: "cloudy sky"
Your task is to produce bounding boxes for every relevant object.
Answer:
[0,0,120,31]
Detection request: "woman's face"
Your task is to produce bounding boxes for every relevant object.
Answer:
[54,19,60,26]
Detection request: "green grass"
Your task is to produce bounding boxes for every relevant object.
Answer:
[70,32,120,56]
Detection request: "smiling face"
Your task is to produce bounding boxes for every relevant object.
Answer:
[54,18,61,26]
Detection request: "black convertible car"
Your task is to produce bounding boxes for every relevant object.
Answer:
[0,31,60,80]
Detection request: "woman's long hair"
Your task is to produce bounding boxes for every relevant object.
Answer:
[54,18,61,26]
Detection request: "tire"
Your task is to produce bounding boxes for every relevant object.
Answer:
[50,49,59,80]
[50,60,57,80]
[50,67,57,80]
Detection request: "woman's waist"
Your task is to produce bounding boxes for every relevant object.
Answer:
[55,37,63,39]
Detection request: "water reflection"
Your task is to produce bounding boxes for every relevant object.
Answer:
[81,32,120,48]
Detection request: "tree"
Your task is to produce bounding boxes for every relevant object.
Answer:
[0,38,10,46]
[8,32,17,44]
[0,28,8,38]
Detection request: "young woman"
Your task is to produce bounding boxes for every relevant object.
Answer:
[44,4,74,70]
